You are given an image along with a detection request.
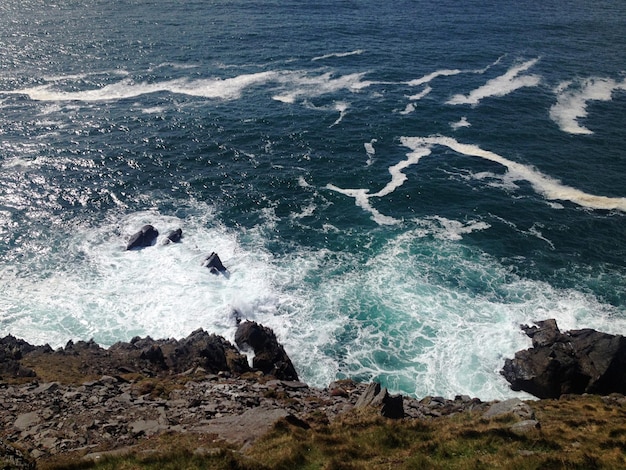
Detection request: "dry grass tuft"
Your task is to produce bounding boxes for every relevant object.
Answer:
[33,394,626,470]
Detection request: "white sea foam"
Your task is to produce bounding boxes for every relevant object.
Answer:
[450,116,471,130]
[328,134,626,224]
[446,58,541,105]
[330,101,349,127]
[272,71,372,104]
[141,106,166,114]
[549,76,626,135]
[2,205,625,400]
[399,103,415,115]
[489,213,555,249]
[402,136,626,212]
[327,144,432,225]
[364,139,377,166]
[407,85,432,101]
[407,69,463,87]
[296,229,626,399]
[418,216,491,241]
[406,55,505,89]
[312,50,365,61]
[8,72,279,102]
[6,69,374,108]
[2,209,272,338]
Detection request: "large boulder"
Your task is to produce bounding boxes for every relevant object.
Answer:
[167,329,250,375]
[355,382,404,419]
[126,224,159,250]
[501,319,626,398]
[234,321,299,381]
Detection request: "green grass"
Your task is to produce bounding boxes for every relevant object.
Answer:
[37,395,626,470]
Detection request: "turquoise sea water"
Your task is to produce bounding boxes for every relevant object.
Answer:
[1,0,625,399]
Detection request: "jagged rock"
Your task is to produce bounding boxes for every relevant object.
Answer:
[0,335,45,379]
[521,318,560,347]
[126,224,159,250]
[355,382,404,419]
[234,321,299,381]
[502,319,626,398]
[201,252,228,275]
[139,345,167,368]
[171,329,250,375]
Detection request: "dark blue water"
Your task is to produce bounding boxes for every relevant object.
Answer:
[1,0,625,399]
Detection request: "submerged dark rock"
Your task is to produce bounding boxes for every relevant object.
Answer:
[502,319,626,398]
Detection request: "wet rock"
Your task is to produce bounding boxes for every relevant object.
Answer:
[235,321,299,381]
[162,228,182,245]
[126,224,159,250]
[201,252,228,275]
[502,319,626,398]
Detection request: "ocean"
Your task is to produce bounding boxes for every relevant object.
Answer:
[1,0,625,400]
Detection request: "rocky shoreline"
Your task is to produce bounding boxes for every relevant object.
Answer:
[0,322,492,467]
[2,319,626,468]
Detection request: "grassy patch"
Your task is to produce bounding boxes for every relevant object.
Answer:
[35,395,626,470]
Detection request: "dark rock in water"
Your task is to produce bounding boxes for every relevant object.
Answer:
[501,319,626,398]
[202,252,228,275]
[355,382,404,419]
[126,224,159,250]
[162,228,182,245]
[235,321,299,381]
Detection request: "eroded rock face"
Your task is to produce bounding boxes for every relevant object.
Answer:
[355,382,404,419]
[234,321,299,381]
[0,335,50,380]
[502,319,626,399]
[1,329,252,382]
